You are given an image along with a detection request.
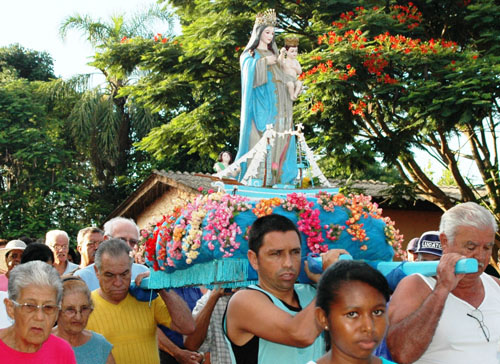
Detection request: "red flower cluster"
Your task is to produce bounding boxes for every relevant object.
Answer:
[144,206,183,270]
[331,6,367,29]
[154,33,168,43]
[392,2,422,29]
[373,33,457,55]
[363,52,389,75]
[349,101,367,117]
[344,29,367,50]
[338,65,356,80]
[317,31,344,45]
[311,101,324,113]
[379,74,398,84]
[144,218,165,271]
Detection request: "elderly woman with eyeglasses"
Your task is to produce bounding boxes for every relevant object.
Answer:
[0,260,76,363]
[53,276,115,364]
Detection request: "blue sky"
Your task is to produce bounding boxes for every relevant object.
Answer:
[0,0,162,79]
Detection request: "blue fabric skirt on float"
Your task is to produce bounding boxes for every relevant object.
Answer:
[144,185,399,289]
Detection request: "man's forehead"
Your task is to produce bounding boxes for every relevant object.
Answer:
[101,253,131,268]
[262,230,301,247]
[102,266,130,275]
[455,225,495,239]
[112,221,138,236]
[85,232,104,241]
[55,235,69,244]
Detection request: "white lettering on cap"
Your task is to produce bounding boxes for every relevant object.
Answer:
[421,240,441,249]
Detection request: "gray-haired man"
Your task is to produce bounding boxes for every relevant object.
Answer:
[86,239,195,364]
[388,202,500,363]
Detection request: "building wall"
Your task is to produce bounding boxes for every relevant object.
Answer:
[135,188,197,229]
[383,208,443,249]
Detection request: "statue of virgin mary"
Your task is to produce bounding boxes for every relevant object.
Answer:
[235,9,298,185]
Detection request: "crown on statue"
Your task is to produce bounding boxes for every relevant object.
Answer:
[285,36,299,47]
[255,9,277,27]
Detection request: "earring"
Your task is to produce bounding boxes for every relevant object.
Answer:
[324,326,328,330]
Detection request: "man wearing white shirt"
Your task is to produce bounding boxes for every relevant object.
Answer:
[45,229,78,275]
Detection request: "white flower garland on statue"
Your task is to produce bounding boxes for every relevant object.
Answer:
[294,124,331,187]
[214,124,331,187]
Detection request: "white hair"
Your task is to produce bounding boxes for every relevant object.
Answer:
[45,229,69,246]
[439,202,498,243]
[8,261,63,304]
[103,217,139,238]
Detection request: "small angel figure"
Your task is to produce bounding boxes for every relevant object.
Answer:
[278,36,302,101]
[214,151,240,178]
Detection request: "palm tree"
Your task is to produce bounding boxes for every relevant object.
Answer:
[57,4,174,185]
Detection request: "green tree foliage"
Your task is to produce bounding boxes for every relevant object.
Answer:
[0,73,94,239]
[299,0,500,225]
[0,44,55,81]
[58,5,174,187]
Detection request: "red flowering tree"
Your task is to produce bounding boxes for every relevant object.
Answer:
[299,1,500,234]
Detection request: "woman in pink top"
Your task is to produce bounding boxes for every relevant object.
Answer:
[0,261,76,363]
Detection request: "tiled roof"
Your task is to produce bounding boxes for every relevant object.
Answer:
[327,179,463,202]
[156,170,216,191]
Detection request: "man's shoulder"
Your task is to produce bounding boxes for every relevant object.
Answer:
[394,273,431,292]
[482,272,500,287]
[74,264,95,276]
[132,263,149,273]
[229,286,282,310]
[65,261,79,274]
[294,283,316,293]
[389,274,433,318]
[90,289,101,302]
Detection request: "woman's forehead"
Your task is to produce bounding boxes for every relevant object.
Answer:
[18,284,57,302]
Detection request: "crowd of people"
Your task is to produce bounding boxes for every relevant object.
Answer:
[0,201,499,364]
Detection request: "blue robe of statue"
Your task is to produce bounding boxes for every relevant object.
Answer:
[235,48,298,185]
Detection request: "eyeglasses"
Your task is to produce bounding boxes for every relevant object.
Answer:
[50,244,68,251]
[84,240,100,247]
[467,308,490,342]
[11,300,60,315]
[62,305,93,317]
[114,237,139,246]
